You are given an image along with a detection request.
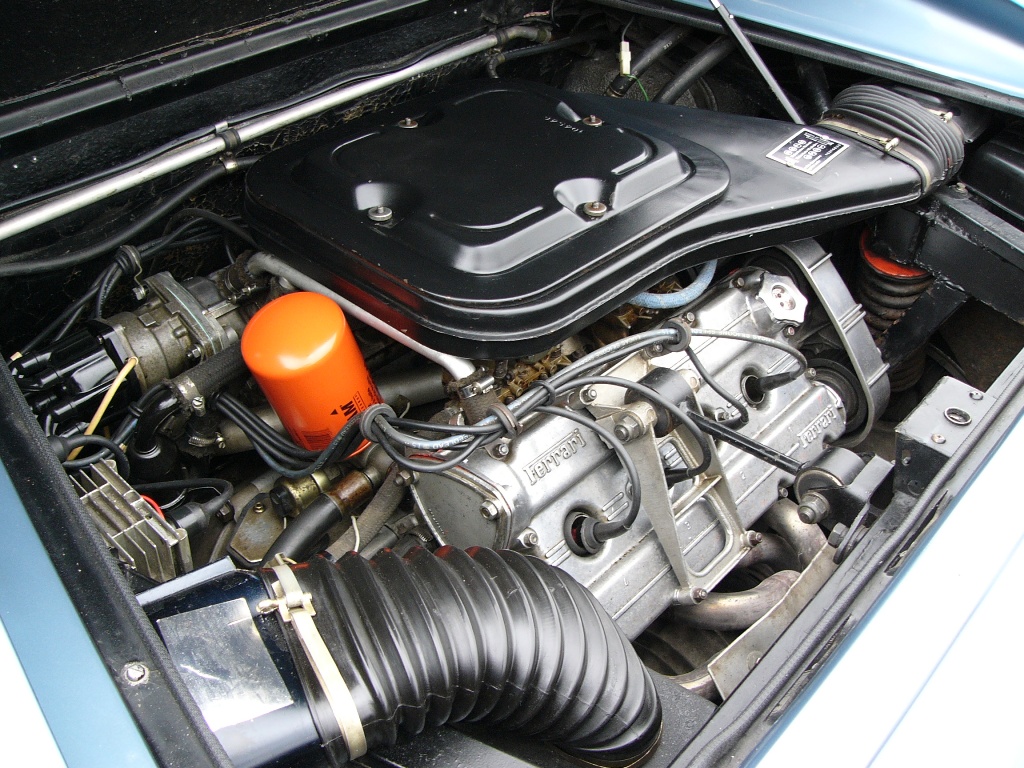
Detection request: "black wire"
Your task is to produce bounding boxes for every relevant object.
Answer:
[134,477,234,518]
[535,405,641,539]
[164,208,256,248]
[0,157,259,277]
[371,431,489,473]
[60,434,131,477]
[555,375,712,481]
[686,348,749,426]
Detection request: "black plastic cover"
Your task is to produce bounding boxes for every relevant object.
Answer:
[961,125,1024,223]
[246,80,923,357]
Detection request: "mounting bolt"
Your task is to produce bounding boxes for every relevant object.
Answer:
[745,530,764,547]
[252,501,265,514]
[122,662,150,686]
[784,326,796,337]
[186,345,203,362]
[480,501,500,520]
[583,201,608,218]
[931,433,947,444]
[580,387,597,403]
[613,413,645,442]
[690,587,708,604]
[368,205,393,223]
[493,442,510,458]
[397,117,418,128]
[827,523,850,548]
[516,528,539,548]
[394,469,416,487]
[582,115,604,127]
[132,285,147,301]
[684,311,697,324]
[806,367,817,380]
[191,395,205,411]
[797,491,830,524]
[732,276,746,289]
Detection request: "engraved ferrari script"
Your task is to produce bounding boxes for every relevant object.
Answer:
[524,429,586,485]
[799,404,838,447]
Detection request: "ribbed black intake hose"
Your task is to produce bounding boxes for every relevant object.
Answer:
[818,84,964,194]
[270,547,662,765]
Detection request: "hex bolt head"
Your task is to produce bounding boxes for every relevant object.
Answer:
[394,469,416,487]
[122,662,150,685]
[368,205,393,222]
[583,201,608,218]
[480,501,499,520]
[580,387,597,403]
[745,530,764,546]
[517,528,539,548]
[827,523,850,548]
[397,117,418,128]
[784,326,796,337]
[493,442,510,458]
[797,492,830,524]
[690,587,709,604]
[582,115,604,127]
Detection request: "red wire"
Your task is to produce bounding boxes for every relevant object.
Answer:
[140,494,165,520]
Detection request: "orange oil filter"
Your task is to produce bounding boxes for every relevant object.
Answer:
[240,291,381,450]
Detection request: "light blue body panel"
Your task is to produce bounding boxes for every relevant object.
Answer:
[672,0,1024,100]
[751,413,1024,767]
[0,464,157,767]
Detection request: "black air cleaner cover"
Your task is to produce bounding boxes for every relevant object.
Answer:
[245,80,922,357]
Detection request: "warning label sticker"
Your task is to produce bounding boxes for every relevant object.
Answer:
[766,129,848,175]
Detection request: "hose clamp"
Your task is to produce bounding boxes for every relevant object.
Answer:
[262,562,367,758]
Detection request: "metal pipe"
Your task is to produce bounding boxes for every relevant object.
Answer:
[248,252,477,381]
[375,367,447,408]
[709,0,805,124]
[672,667,719,700]
[736,533,799,572]
[674,570,799,631]
[765,498,827,569]
[0,29,546,244]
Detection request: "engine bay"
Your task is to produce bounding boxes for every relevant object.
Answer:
[3,2,1024,766]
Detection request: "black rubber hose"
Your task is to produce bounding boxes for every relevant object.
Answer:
[260,494,343,566]
[268,547,662,764]
[171,345,247,402]
[0,157,259,277]
[818,84,964,193]
[486,30,605,78]
[606,25,689,97]
[133,390,182,454]
[654,36,735,104]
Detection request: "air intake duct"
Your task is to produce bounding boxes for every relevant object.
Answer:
[144,547,662,768]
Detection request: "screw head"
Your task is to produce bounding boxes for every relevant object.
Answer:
[580,387,597,403]
[583,201,608,218]
[122,662,149,685]
[398,117,418,128]
[733,277,746,289]
[191,395,205,410]
[684,312,697,324]
[582,115,604,127]
[252,501,265,514]
[132,285,147,301]
[784,326,796,337]
[931,433,947,444]
[368,205,393,222]
[969,391,984,401]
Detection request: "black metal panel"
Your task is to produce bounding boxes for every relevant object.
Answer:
[246,80,923,357]
[877,189,1024,323]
